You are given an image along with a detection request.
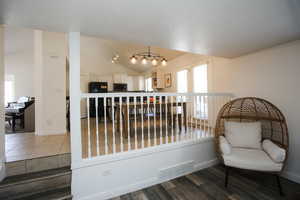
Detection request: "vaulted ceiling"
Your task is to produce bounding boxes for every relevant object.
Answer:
[1,0,300,58]
[94,38,185,72]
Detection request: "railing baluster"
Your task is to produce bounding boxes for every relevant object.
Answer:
[190,95,193,138]
[207,96,211,137]
[112,97,116,153]
[176,96,179,141]
[171,96,174,143]
[181,95,184,140]
[211,96,215,137]
[185,95,188,138]
[205,96,208,137]
[159,96,162,144]
[95,98,100,156]
[127,97,131,151]
[193,96,196,139]
[104,96,108,155]
[120,96,123,152]
[154,96,157,146]
[86,98,91,158]
[186,96,190,139]
[199,95,202,138]
[195,96,198,138]
[147,96,150,147]
[141,96,144,148]
[203,95,207,137]
[134,96,138,149]
[165,96,168,144]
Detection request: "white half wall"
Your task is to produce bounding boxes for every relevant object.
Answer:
[72,139,217,200]
[211,40,300,183]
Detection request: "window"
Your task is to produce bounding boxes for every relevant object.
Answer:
[145,77,153,92]
[5,75,15,106]
[193,64,207,93]
[193,64,208,119]
[176,69,188,93]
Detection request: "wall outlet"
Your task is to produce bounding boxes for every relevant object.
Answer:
[102,170,111,176]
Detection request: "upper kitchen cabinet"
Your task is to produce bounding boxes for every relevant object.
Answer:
[113,73,128,84]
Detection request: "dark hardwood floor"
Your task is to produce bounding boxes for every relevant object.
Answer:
[110,165,300,200]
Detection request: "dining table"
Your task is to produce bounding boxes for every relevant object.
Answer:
[114,100,187,136]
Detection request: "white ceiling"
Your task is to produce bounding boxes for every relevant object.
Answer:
[3,26,184,73]
[1,0,300,58]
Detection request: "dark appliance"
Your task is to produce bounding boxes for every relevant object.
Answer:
[89,82,108,93]
[113,83,127,92]
[88,82,108,118]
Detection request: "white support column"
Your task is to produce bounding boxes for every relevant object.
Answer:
[34,30,43,136]
[69,32,82,165]
[0,25,6,181]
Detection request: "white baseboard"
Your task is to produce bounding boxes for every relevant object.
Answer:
[79,158,219,200]
[0,158,6,181]
[282,170,300,184]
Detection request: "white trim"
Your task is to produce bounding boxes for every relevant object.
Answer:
[69,32,83,165]
[0,159,5,181]
[77,158,219,200]
[81,92,234,98]
[72,136,214,169]
[282,170,300,184]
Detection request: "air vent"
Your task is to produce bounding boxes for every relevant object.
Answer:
[159,160,194,179]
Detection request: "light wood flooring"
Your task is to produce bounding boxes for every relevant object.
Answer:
[81,117,213,158]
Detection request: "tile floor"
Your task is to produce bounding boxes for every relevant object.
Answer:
[5,118,211,162]
[5,132,70,162]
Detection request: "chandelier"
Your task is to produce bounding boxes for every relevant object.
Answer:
[130,46,167,66]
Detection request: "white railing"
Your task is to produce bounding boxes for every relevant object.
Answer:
[80,92,233,159]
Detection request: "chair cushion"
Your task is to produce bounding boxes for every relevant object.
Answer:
[223,148,282,172]
[225,121,262,149]
[219,136,231,155]
[262,139,286,163]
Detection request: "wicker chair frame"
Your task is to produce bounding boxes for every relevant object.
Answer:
[214,97,289,172]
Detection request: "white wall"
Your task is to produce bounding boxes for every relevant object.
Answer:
[4,27,35,100]
[145,53,213,93]
[35,31,67,135]
[79,35,142,117]
[211,40,300,183]
[80,35,140,92]
[3,28,67,136]
[143,42,300,183]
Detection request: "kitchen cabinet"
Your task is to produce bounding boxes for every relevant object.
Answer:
[113,73,128,83]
